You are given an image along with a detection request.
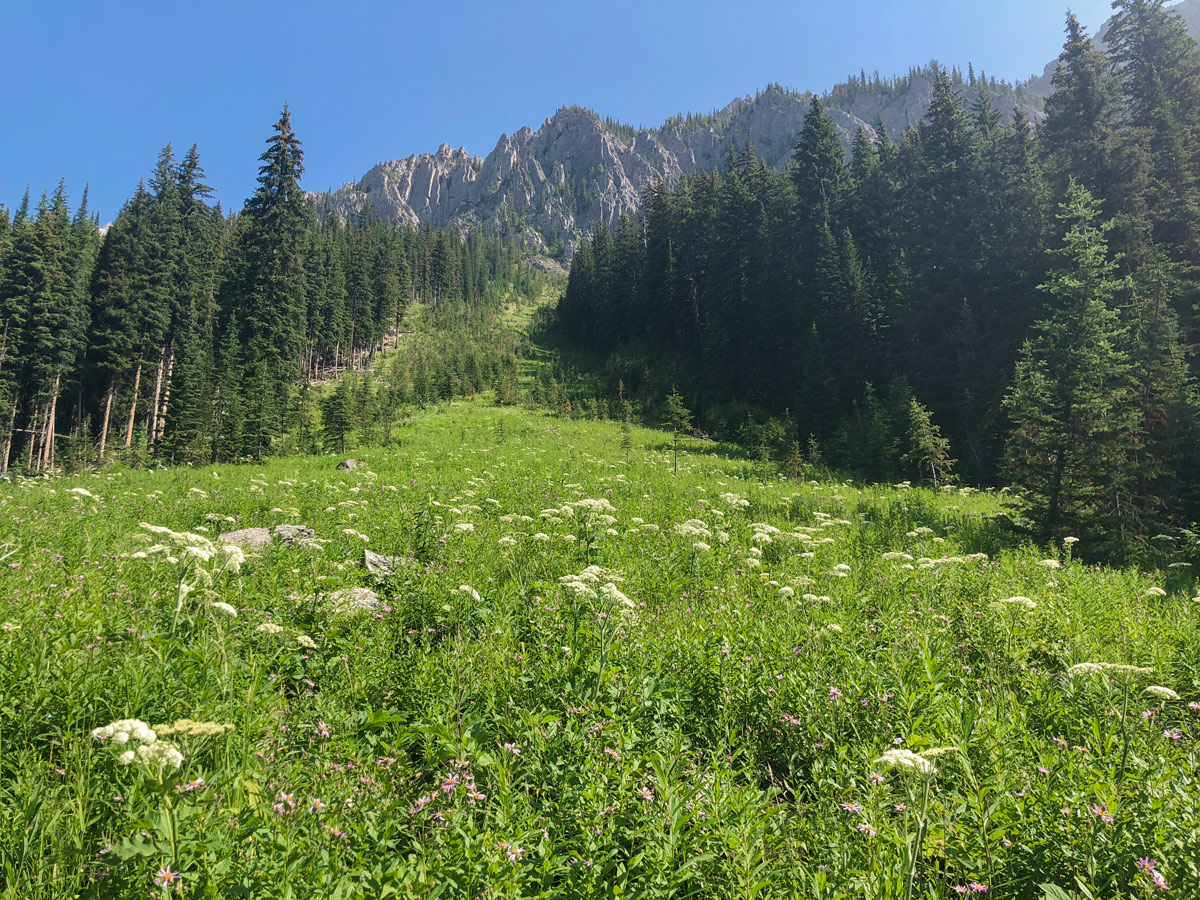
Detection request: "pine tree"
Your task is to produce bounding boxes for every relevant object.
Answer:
[662,387,692,476]
[902,398,955,486]
[1003,181,1138,548]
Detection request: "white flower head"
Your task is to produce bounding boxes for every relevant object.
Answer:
[876,748,936,776]
[1144,685,1180,701]
[999,596,1036,610]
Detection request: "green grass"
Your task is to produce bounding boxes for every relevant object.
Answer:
[1,400,1198,898]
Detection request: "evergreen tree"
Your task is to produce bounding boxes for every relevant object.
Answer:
[902,398,955,486]
[662,387,692,476]
[1003,182,1137,549]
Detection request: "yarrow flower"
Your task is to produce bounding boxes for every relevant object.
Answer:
[1144,685,1180,701]
[875,748,936,777]
[207,601,238,617]
[998,596,1036,610]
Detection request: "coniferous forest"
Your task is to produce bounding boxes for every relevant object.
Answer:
[558,3,1200,558]
[0,107,543,473]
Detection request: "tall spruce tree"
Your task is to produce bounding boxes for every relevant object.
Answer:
[1004,181,1137,550]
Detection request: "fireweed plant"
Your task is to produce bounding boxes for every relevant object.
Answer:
[0,402,1197,898]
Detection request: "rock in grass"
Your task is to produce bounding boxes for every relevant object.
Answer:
[327,586,383,615]
[218,524,320,549]
[217,527,273,549]
[337,459,365,472]
[364,549,402,575]
[274,524,319,548]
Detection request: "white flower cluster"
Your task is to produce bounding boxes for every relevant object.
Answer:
[719,493,750,509]
[998,596,1037,610]
[674,520,712,540]
[1144,685,1181,701]
[92,718,184,771]
[559,566,632,611]
[1067,661,1155,679]
[875,748,936,776]
[130,523,244,578]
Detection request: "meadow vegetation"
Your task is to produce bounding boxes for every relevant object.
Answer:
[1,401,1197,898]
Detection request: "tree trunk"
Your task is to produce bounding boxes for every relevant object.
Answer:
[148,350,165,447]
[98,381,115,460]
[124,362,142,447]
[155,343,175,445]
[0,395,15,477]
[42,377,60,473]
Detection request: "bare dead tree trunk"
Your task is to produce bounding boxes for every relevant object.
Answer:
[124,362,142,447]
[155,343,174,445]
[148,350,165,448]
[98,381,115,460]
[1,393,17,477]
[42,377,60,472]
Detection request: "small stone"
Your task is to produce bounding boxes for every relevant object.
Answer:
[337,459,365,472]
[327,586,383,615]
[364,549,402,575]
[217,527,273,549]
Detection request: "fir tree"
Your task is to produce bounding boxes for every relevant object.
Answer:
[1003,181,1138,549]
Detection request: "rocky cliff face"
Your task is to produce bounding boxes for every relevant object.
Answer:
[319,0,1200,258]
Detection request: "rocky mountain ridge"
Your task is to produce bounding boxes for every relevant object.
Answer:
[319,1,1200,258]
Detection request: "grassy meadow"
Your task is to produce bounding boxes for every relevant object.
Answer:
[1,401,1198,898]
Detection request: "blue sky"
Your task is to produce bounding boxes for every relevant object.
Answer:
[0,0,1116,222]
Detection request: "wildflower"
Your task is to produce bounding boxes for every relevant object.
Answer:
[178,778,206,792]
[637,786,655,802]
[1144,685,1180,701]
[1190,702,1200,712]
[968,884,988,894]
[604,747,621,760]
[1037,766,1050,775]
[310,798,326,813]
[869,772,885,786]
[840,802,862,813]
[1039,559,1062,569]
[857,822,877,836]
[1144,586,1167,597]
[2,622,20,632]
[315,721,331,739]
[505,845,525,863]
[118,750,136,765]
[876,748,935,776]
[441,774,460,794]
[207,601,237,617]
[828,686,844,702]
[894,804,908,813]
[502,742,521,755]
[1163,729,1183,740]
[453,522,474,532]
[1152,871,1170,891]
[255,622,286,635]
[135,741,184,771]
[999,596,1036,609]
[1091,803,1115,825]
[693,541,711,552]
[154,866,182,887]
[1138,859,1158,872]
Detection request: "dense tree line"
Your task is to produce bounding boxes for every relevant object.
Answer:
[0,106,541,470]
[558,1,1200,557]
